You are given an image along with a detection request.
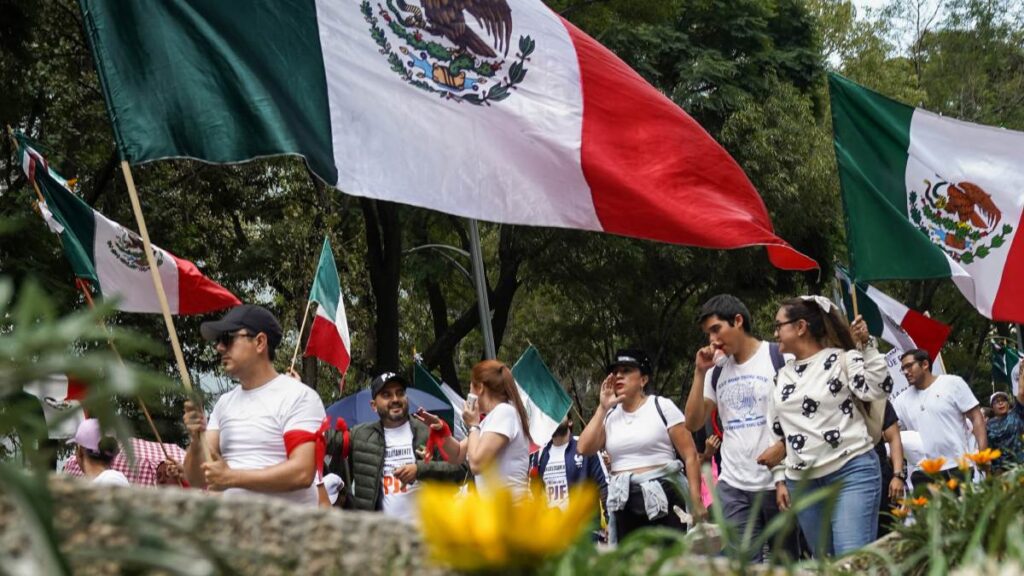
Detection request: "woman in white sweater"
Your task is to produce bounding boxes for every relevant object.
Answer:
[766,296,891,557]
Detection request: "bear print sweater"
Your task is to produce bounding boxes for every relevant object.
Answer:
[767,344,891,481]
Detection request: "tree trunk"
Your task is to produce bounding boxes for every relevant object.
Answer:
[361,198,402,373]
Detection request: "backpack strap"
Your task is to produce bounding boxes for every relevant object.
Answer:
[653,396,668,427]
[769,342,785,372]
[711,365,724,392]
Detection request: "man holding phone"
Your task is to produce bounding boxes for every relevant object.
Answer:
[328,372,466,517]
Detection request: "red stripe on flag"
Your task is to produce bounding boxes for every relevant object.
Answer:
[172,255,241,315]
[992,230,1024,323]
[66,375,88,401]
[900,309,951,363]
[562,19,816,271]
[305,314,351,374]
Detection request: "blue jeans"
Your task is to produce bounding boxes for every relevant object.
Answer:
[786,450,881,557]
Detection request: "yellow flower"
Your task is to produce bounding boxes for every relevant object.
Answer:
[891,506,910,519]
[911,496,929,507]
[416,477,598,571]
[964,448,1002,466]
[946,478,959,491]
[959,456,971,472]
[919,457,947,475]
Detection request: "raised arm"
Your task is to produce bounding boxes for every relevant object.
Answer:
[577,373,619,455]
[684,346,717,432]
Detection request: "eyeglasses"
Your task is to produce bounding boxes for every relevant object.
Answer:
[772,319,799,332]
[215,331,257,348]
[900,361,918,372]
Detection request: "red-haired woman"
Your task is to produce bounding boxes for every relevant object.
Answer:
[428,359,533,497]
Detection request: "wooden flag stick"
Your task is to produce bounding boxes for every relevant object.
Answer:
[849,275,860,318]
[119,161,193,392]
[76,279,183,486]
[289,300,314,373]
[119,161,215,465]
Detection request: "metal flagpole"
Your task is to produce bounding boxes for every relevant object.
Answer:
[467,219,496,360]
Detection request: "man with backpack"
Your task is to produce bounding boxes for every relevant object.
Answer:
[684,295,800,562]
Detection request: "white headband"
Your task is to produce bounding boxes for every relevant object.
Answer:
[800,295,835,314]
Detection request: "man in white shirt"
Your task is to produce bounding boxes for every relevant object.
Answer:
[183,305,326,506]
[893,349,986,489]
[685,294,798,562]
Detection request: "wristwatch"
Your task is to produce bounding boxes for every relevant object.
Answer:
[468,425,481,433]
[893,469,907,481]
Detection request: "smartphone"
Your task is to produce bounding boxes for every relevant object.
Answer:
[466,393,478,411]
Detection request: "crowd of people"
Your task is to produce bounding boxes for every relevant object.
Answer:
[63,295,1024,562]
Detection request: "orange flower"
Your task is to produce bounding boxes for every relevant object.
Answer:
[946,478,959,491]
[964,448,1002,466]
[911,496,929,507]
[958,456,971,472]
[891,506,910,519]
[919,457,947,475]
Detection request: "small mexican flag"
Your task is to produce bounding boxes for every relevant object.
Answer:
[992,342,1020,393]
[511,346,573,451]
[18,137,239,314]
[830,73,1024,322]
[413,361,457,433]
[304,238,351,375]
[836,265,951,362]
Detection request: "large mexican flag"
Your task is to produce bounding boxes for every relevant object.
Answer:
[78,0,815,271]
[830,73,1024,322]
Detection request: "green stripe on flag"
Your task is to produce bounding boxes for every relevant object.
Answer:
[19,139,99,286]
[308,238,339,319]
[413,362,454,430]
[79,0,337,183]
[829,73,950,281]
[992,343,1020,386]
[511,346,572,422]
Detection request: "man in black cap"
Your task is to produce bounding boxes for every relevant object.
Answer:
[182,305,326,506]
[326,371,465,516]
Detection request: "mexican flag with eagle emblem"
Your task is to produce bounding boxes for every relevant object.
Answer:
[77,0,816,271]
[829,73,1024,323]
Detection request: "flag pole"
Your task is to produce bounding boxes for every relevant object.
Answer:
[75,278,184,486]
[119,161,195,392]
[849,276,860,318]
[467,219,496,360]
[290,301,314,373]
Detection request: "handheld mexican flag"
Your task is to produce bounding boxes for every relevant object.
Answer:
[511,346,572,450]
[413,361,459,434]
[836,265,951,362]
[829,73,1024,322]
[304,238,351,375]
[992,342,1020,393]
[18,136,240,314]
[78,0,815,271]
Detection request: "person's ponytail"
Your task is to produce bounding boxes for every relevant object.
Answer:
[471,360,534,446]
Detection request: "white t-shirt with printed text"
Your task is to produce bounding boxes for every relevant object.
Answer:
[893,375,979,470]
[474,402,530,498]
[704,342,786,492]
[542,443,569,509]
[208,374,326,506]
[604,395,685,473]
[381,422,419,519]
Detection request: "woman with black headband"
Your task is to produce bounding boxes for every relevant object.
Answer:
[578,348,705,540]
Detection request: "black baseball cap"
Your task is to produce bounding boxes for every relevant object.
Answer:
[607,348,653,375]
[370,371,410,397]
[200,305,283,351]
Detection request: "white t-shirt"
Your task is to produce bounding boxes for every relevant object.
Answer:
[381,423,419,519]
[93,469,130,487]
[474,402,530,498]
[542,443,570,509]
[604,396,685,473]
[893,375,979,471]
[208,374,326,506]
[704,342,783,491]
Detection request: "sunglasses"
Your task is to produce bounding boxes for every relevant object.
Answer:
[215,330,258,348]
